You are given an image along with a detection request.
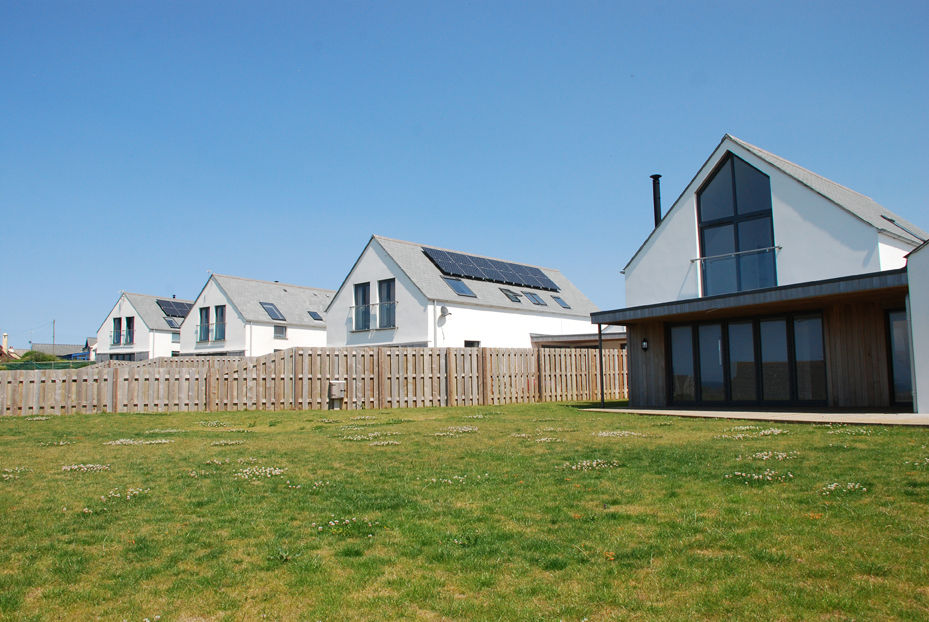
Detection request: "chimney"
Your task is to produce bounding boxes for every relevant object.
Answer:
[2,333,7,353]
[650,174,662,228]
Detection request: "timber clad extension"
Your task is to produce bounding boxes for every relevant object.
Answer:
[594,135,927,413]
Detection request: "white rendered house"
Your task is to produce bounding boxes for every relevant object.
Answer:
[326,235,599,348]
[179,274,333,357]
[96,293,194,362]
[593,134,927,412]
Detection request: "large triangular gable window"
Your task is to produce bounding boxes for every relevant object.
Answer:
[697,153,777,296]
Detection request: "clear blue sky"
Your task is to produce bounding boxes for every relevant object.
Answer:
[2,1,927,347]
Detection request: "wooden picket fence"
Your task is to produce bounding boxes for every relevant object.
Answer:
[0,346,626,416]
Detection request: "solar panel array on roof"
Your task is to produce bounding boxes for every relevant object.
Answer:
[422,247,560,292]
[156,299,194,318]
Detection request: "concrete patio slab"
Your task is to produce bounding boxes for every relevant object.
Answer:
[584,408,929,426]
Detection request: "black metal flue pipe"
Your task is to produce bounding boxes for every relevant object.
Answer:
[650,174,662,227]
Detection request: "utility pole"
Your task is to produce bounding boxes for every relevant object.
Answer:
[52,320,55,351]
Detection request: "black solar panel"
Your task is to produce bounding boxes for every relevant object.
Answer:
[157,299,193,318]
[422,247,560,292]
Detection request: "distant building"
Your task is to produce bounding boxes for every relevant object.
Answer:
[593,134,927,413]
[96,293,194,362]
[326,235,599,348]
[30,343,85,358]
[179,274,333,357]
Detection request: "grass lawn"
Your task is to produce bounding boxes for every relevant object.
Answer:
[1,403,928,620]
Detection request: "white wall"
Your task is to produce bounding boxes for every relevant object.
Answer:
[96,294,152,360]
[181,278,247,356]
[246,323,327,354]
[150,330,180,359]
[327,241,432,347]
[624,195,701,307]
[907,245,929,413]
[625,139,906,307]
[430,301,595,348]
[879,234,914,270]
[769,169,883,285]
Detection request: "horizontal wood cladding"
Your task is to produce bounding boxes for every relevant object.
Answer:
[824,301,892,408]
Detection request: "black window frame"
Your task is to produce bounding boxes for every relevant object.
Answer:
[665,312,827,407]
[378,278,396,329]
[886,309,914,406]
[214,305,226,341]
[353,282,371,331]
[697,153,777,296]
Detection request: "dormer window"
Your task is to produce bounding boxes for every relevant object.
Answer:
[697,153,777,296]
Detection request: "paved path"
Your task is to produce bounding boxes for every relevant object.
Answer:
[584,408,929,426]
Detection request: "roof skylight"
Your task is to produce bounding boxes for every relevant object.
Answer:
[260,302,286,321]
[443,276,476,297]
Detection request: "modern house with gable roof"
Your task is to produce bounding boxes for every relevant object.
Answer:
[96,292,194,361]
[592,134,927,413]
[326,235,599,348]
[179,274,333,357]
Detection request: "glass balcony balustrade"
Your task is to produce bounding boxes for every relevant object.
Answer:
[693,246,780,296]
[351,302,397,331]
[196,323,226,343]
[110,331,134,346]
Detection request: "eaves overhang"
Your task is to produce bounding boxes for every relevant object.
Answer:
[591,269,908,325]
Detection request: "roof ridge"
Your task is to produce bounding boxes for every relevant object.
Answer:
[726,134,880,204]
[211,273,335,293]
[123,292,195,303]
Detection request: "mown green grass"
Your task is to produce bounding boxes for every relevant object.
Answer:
[1,403,928,620]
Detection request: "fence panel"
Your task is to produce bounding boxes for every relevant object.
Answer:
[1,346,626,415]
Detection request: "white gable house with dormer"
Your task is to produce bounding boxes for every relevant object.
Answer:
[179,274,333,357]
[326,235,599,349]
[96,293,193,362]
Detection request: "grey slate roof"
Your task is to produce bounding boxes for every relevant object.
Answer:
[210,274,334,327]
[727,135,927,243]
[123,293,195,333]
[30,343,84,356]
[366,236,598,318]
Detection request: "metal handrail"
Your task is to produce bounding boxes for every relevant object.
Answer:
[691,245,781,263]
[351,301,397,330]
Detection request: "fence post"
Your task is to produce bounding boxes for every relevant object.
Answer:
[480,347,490,406]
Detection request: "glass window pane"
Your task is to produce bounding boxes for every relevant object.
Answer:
[733,156,772,215]
[737,217,773,251]
[738,248,777,291]
[670,326,695,402]
[794,315,826,401]
[889,310,913,403]
[760,319,790,401]
[703,224,735,257]
[698,159,735,222]
[698,324,725,401]
[703,256,737,296]
[354,283,370,330]
[728,322,757,401]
